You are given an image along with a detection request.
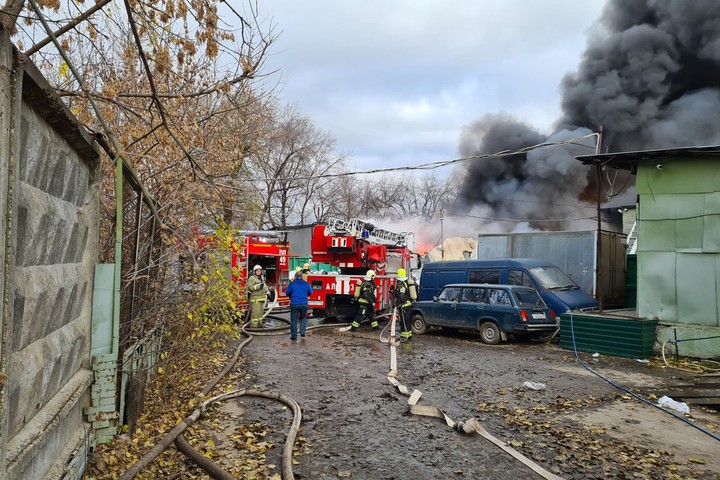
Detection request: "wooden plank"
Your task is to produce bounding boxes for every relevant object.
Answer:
[679,398,720,405]
[668,384,720,389]
[666,390,720,398]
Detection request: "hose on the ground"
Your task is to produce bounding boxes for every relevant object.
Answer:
[380,308,564,480]
[121,297,282,479]
[122,293,351,480]
[174,389,303,480]
[120,389,237,480]
[661,340,720,373]
[175,434,234,480]
[568,312,720,442]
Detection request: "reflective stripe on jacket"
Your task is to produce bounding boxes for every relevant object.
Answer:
[394,280,413,308]
[354,280,376,304]
[247,274,269,301]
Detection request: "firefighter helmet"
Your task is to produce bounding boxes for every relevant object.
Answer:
[295,266,302,272]
[365,269,376,280]
[303,263,310,269]
[397,268,407,280]
[253,265,262,272]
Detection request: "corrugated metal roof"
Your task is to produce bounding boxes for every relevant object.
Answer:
[576,145,720,171]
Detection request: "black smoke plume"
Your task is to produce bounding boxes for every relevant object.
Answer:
[455,0,720,232]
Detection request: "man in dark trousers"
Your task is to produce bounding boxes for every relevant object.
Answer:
[351,270,379,331]
[285,270,313,340]
[392,268,417,342]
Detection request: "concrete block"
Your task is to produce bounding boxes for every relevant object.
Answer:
[6,370,92,480]
[7,320,87,437]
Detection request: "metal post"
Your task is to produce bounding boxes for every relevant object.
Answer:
[440,208,445,260]
[595,128,604,313]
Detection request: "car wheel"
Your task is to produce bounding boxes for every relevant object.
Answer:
[480,321,501,345]
[411,314,427,335]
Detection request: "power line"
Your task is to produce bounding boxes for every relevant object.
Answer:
[447,209,598,224]
[213,133,600,184]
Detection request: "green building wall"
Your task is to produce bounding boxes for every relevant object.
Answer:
[636,157,720,358]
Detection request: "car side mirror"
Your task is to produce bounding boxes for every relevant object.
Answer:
[433,296,438,302]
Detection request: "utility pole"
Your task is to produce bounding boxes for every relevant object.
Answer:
[440,208,445,260]
[595,127,604,313]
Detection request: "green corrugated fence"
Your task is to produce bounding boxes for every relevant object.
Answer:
[560,312,657,359]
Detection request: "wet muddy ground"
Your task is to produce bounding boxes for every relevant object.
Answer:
[220,315,720,479]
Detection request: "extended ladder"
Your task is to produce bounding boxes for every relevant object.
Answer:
[324,217,407,246]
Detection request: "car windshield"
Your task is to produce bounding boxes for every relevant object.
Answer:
[528,266,579,290]
[513,289,545,307]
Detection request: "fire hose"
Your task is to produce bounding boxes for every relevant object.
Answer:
[381,307,565,480]
[120,291,349,480]
[123,298,563,479]
[120,293,294,480]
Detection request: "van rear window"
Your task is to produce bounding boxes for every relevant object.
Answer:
[469,269,500,284]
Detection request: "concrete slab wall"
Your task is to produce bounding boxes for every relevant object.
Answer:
[0,29,100,480]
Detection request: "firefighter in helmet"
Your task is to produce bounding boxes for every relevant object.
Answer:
[392,268,418,342]
[351,270,379,331]
[301,262,311,281]
[247,265,269,327]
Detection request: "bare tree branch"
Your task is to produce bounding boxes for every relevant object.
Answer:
[24,0,111,56]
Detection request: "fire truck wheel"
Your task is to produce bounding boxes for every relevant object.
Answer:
[480,321,501,345]
[411,314,427,335]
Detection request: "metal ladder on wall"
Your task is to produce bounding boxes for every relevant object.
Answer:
[627,219,638,254]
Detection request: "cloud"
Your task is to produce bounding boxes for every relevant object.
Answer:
[253,0,606,171]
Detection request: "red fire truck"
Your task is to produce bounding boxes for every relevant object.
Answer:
[191,229,291,310]
[306,218,417,318]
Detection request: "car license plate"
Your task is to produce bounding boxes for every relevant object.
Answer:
[532,312,546,319]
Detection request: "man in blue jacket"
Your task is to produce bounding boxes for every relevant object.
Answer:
[285,271,313,340]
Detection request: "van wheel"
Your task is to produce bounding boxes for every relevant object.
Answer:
[480,322,501,345]
[411,314,427,335]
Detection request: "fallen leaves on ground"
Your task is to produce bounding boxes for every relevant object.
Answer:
[84,324,281,479]
[475,390,718,480]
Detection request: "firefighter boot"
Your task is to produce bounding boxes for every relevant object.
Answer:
[351,320,360,331]
[370,320,379,330]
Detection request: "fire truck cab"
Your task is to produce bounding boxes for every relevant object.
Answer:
[190,229,291,310]
[307,218,417,318]
[233,231,291,307]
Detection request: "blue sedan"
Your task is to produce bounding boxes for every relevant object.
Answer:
[410,283,558,344]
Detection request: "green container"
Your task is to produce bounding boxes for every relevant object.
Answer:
[560,312,657,359]
[289,256,338,274]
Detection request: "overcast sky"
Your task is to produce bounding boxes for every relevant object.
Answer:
[252,0,606,174]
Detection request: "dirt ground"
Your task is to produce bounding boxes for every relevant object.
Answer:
[210,313,720,480]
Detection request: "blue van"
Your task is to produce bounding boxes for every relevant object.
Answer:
[418,259,598,314]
